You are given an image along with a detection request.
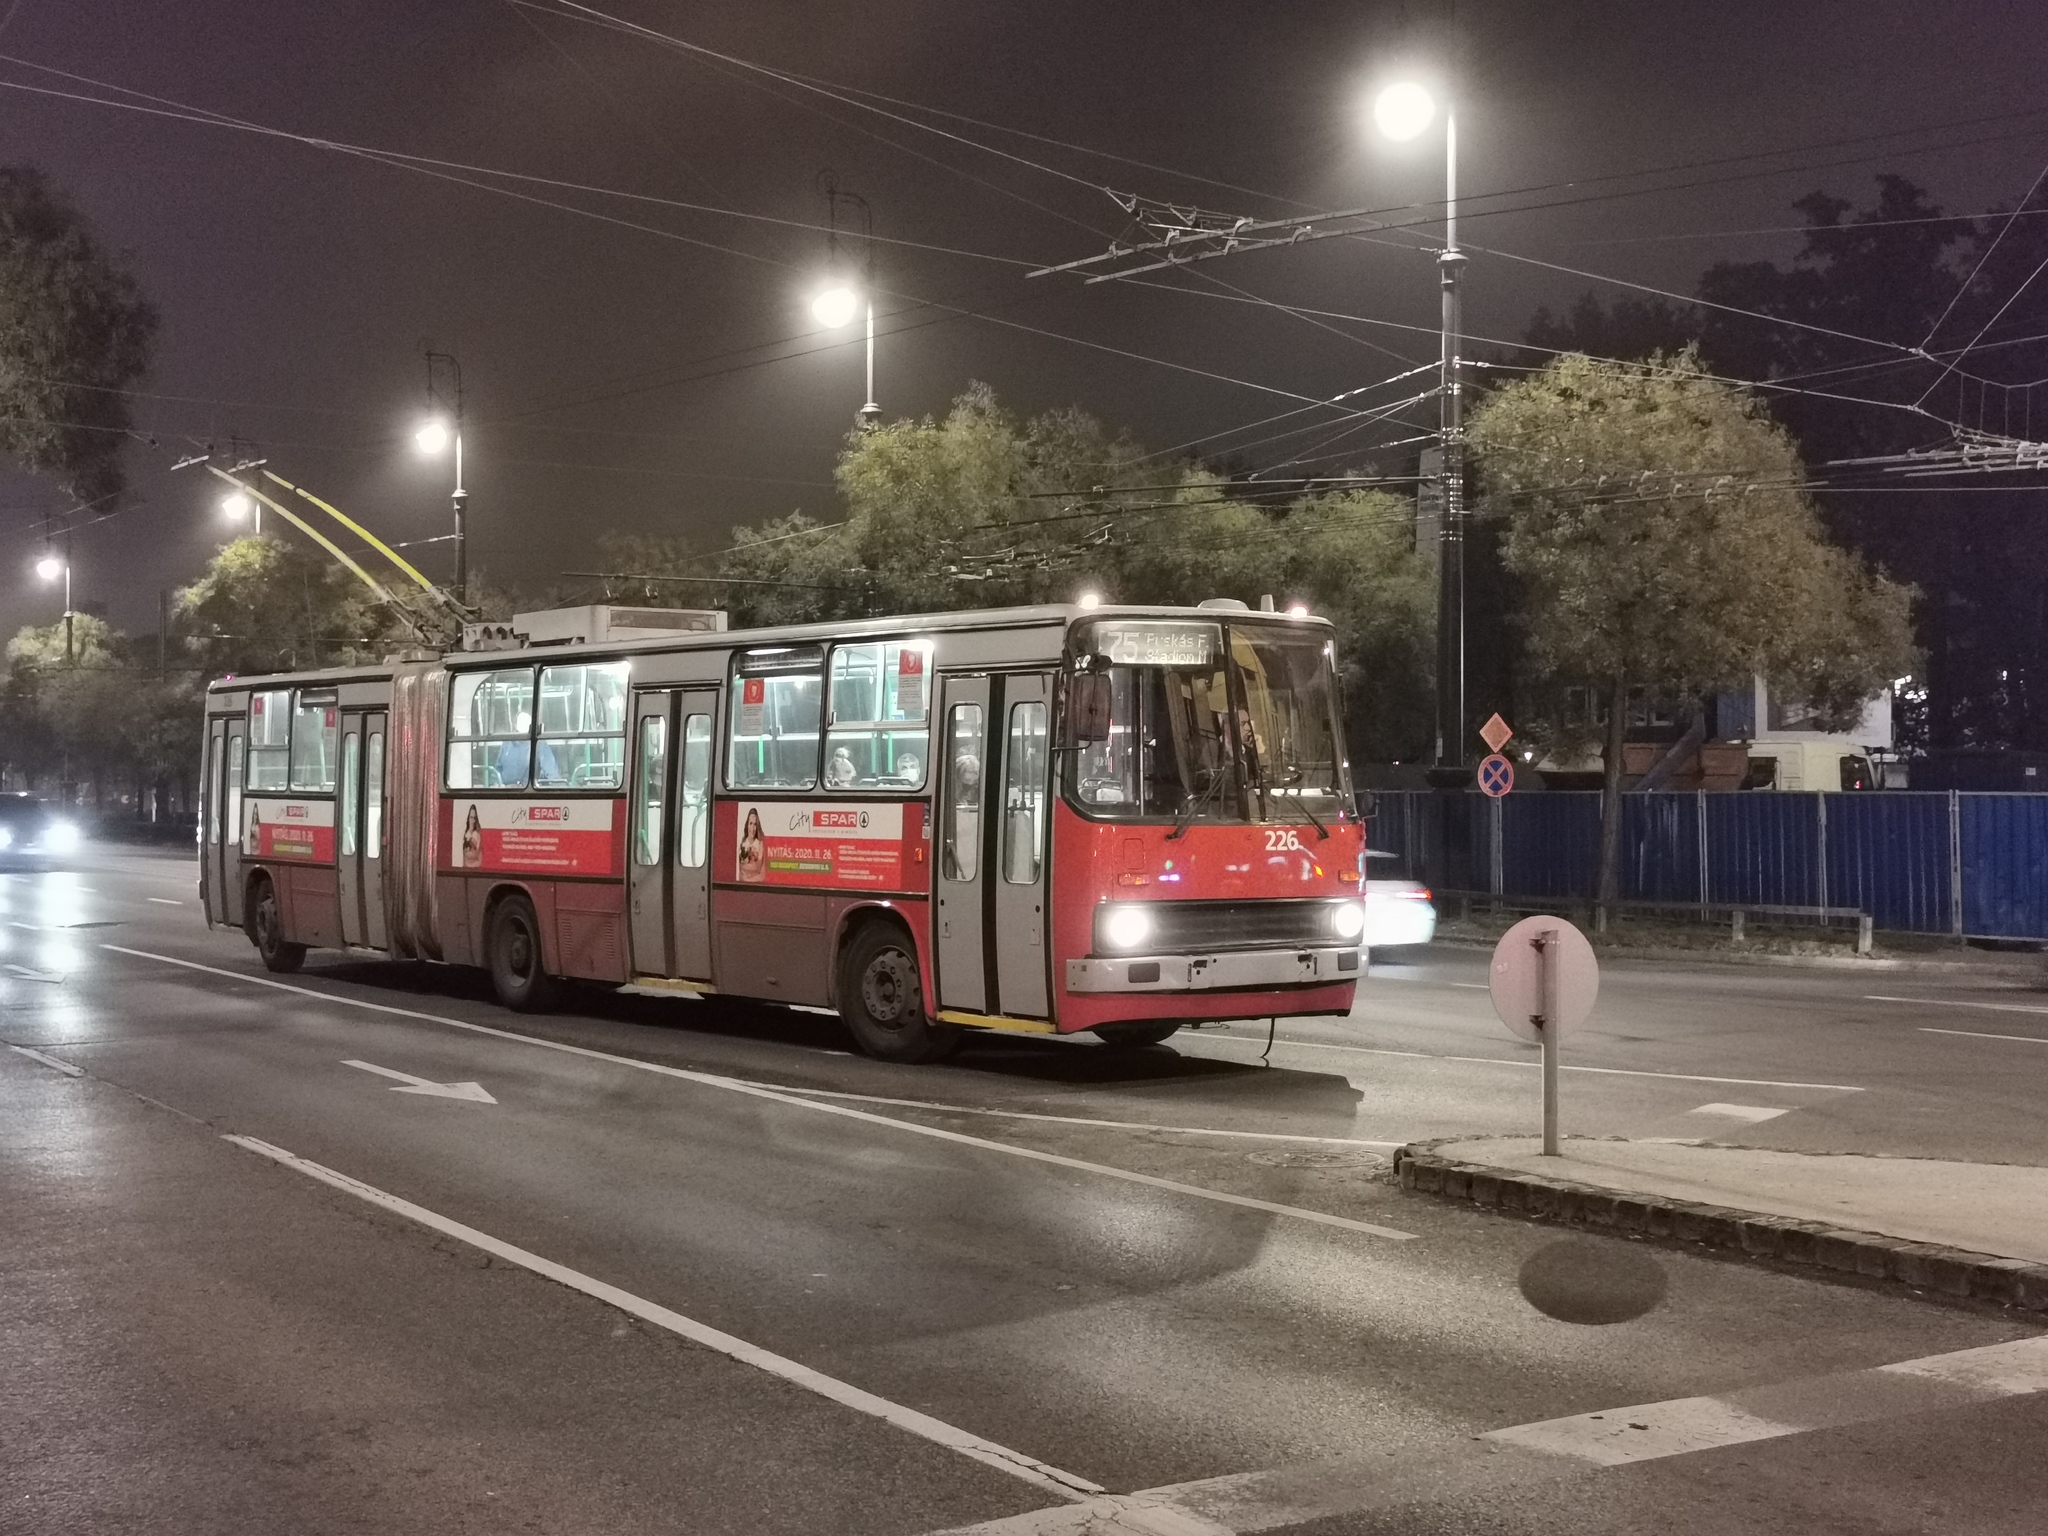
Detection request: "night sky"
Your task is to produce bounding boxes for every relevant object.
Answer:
[6,0,2048,639]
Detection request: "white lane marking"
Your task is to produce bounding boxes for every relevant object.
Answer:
[8,921,39,931]
[1195,1029,1865,1093]
[1870,993,2048,1016]
[1448,982,1490,990]
[927,1336,2048,1534]
[8,1043,83,1077]
[222,1134,1101,1502]
[103,946,1418,1242]
[342,1058,496,1103]
[1921,1027,2048,1046]
[776,1086,1400,1148]
[146,897,184,906]
[3,963,63,983]
[1687,1102,1790,1123]
[1488,1395,1794,1466]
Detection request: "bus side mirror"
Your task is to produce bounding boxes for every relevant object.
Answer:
[1066,672,1112,744]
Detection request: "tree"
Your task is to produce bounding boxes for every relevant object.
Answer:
[0,166,158,505]
[1469,350,1917,917]
[177,535,404,678]
[615,384,1437,762]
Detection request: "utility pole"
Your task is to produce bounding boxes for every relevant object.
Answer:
[1435,111,1468,768]
[422,351,468,605]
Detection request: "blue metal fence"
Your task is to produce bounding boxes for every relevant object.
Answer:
[1368,790,2048,940]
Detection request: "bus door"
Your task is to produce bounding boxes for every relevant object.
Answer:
[628,687,718,980]
[935,677,990,1011]
[203,717,225,923]
[994,673,1053,1018]
[628,690,674,976]
[337,711,389,950]
[214,715,247,930]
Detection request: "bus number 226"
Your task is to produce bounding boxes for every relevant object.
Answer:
[1264,829,1303,852]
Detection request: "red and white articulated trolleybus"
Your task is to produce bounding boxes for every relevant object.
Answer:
[198,601,1368,1062]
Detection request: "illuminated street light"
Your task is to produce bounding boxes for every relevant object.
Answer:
[811,284,859,330]
[1373,80,1436,140]
[34,552,62,582]
[34,550,73,662]
[415,418,452,456]
[221,489,254,522]
[1371,76,1466,768]
[416,349,469,603]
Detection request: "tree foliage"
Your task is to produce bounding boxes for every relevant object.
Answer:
[607,385,1437,761]
[176,535,403,677]
[1470,349,1917,902]
[0,166,158,504]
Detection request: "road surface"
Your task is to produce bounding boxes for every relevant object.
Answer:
[4,847,2045,1534]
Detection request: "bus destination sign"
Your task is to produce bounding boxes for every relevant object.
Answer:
[1091,621,1220,668]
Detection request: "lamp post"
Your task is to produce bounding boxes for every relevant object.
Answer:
[417,351,468,604]
[814,172,880,430]
[35,550,71,663]
[220,487,258,533]
[1375,80,1466,767]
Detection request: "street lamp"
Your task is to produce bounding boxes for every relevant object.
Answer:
[220,489,255,529]
[417,350,468,604]
[1373,78,1467,767]
[815,171,881,430]
[35,551,72,663]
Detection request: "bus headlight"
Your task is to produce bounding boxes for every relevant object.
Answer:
[1329,900,1366,941]
[1101,904,1153,951]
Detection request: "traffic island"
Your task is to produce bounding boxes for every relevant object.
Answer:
[1394,1135,2048,1314]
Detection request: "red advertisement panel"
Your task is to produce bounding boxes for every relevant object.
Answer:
[732,800,926,891]
[450,797,618,876]
[244,798,335,863]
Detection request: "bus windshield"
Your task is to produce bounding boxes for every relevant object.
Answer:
[1064,618,1347,826]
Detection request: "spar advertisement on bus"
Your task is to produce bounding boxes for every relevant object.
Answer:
[243,799,335,862]
[724,800,928,892]
[447,797,619,876]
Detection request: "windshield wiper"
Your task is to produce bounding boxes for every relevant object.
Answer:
[1166,765,1228,841]
[1278,764,1332,841]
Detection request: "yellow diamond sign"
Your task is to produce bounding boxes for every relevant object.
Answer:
[1479,713,1513,754]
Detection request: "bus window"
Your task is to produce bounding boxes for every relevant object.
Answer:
[1229,629,1347,819]
[446,668,536,788]
[633,714,667,865]
[727,647,824,790]
[340,731,361,855]
[536,661,629,790]
[247,689,290,790]
[364,731,384,858]
[1002,701,1048,884]
[678,714,712,868]
[943,703,984,880]
[826,640,933,789]
[289,694,340,792]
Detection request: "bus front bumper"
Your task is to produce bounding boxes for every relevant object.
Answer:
[1065,946,1361,993]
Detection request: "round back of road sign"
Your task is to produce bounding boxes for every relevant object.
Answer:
[1478,754,1514,798]
[1488,915,1599,1043]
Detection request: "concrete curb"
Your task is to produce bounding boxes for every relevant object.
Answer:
[1393,1138,2048,1314]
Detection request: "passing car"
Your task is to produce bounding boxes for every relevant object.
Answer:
[0,795,83,864]
[1363,849,1436,950]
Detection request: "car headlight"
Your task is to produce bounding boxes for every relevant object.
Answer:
[43,821,80,854]
[1330,900,1366,941]
[0,826,12,849]
[1101,904,1153,951]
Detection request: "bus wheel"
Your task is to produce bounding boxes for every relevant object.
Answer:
[1094,1022,1181,1049]
[248,877,306,974]
[838,922,960,1065]
[487,893,559,1013]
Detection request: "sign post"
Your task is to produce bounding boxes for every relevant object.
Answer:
[1488,915,1599,1156]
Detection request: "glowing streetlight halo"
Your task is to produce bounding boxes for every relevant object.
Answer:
[34,553,63,582]
[1373,80,1436,141]
[415,418,452,456]
[221,490,254,521]
[811,282,860,330]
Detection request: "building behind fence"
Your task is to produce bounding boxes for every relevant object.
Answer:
[1369,791,2048,941]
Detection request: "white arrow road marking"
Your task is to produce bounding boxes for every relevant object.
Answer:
[1688,1102,1790,1123]
[342,1059,496,1102]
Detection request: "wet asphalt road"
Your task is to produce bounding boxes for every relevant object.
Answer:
[4,847,2046,1535]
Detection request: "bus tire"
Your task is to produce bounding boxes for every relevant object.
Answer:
[248,876,306,974]
[487,893,559,1013]
[1094,1021,1181,1049]
[837,921,960,1065]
